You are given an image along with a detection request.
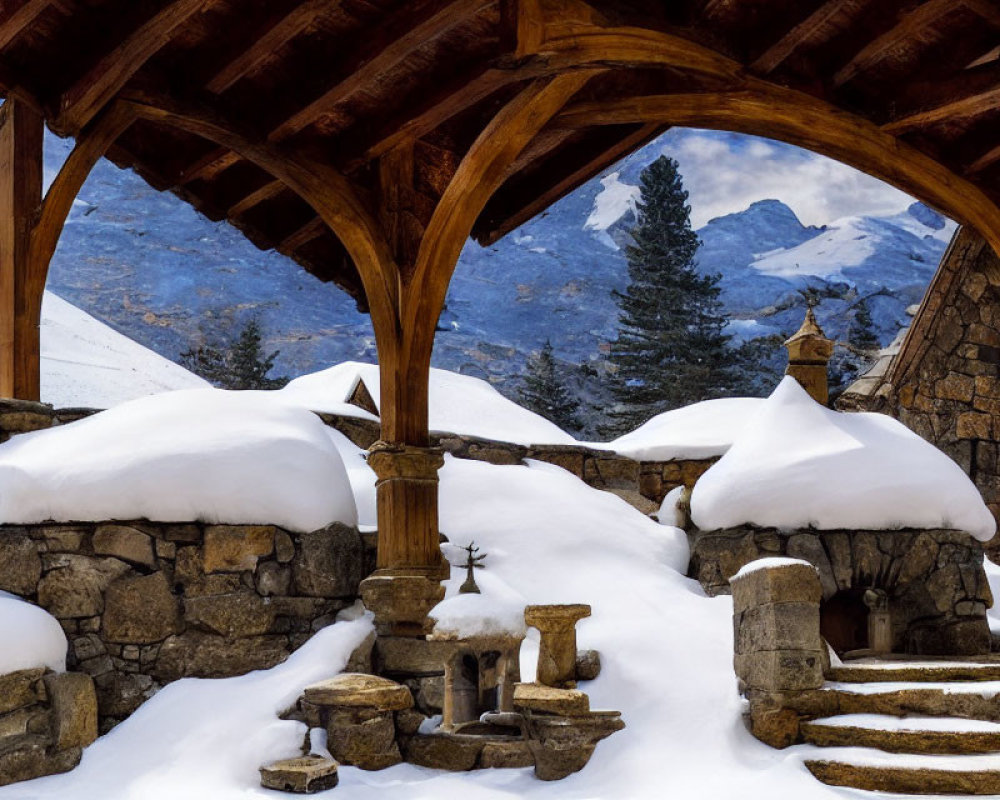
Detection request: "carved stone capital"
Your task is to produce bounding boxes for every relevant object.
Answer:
[367,442,445,482]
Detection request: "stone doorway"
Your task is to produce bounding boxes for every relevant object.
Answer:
[821,589,869,654]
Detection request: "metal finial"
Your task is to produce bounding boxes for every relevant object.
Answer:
[458,541,487,594]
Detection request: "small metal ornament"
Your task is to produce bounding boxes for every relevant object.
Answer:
[459,541,487,594]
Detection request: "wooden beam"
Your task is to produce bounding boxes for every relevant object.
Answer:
[964,0,1000,29]
[227,179,285,218]
[206,0,328,93]
[27,106,137,356]
[344,62,548,172]
[0,0,50,50]
[882,61,1000,133]
[833,0,957,87]
[176,148,241,186]
[751,0,851,74]
[967,142,1000,174]
[277,215,326,254]
[478,122,665,244]
[55,0,209,135]
[121,90,400,343]
[0,99,42,400]
[268,0,496,142]
[556,86,1000,261]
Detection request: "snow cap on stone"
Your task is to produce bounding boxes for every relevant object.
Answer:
[690,377,996,541]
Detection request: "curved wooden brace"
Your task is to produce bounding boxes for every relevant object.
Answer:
[120,96,400,345]
[26,102,138,326]
[374,71,598,444]
[556,85,1000,260]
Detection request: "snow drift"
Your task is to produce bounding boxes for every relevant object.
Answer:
[691,377,996,540]
[603,397,764,460]
[0,389,357,532]
[280,361,576,446]
[0,593,66,674]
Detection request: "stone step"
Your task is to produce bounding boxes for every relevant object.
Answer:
[816,680,1000,721]
[805,749,1000,795]
[830,661,1000,684]
[802,714,1000,755]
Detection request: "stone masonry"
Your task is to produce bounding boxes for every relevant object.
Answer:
[0,521,371,731]
[838,227,1000,556]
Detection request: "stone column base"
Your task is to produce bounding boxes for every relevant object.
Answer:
[360,570,446,637]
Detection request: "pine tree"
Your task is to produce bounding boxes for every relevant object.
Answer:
[180,317,289,390]
[849,296,880,354]
[518,340,581,433]
[602,155,736,436]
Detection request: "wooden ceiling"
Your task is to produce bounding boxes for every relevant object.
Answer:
[4,0,1000,311]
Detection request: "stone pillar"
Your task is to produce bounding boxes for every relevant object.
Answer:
[360,442,447,636]
[525,604,591,689]
[784,307,834,405]
[730,559,824,748]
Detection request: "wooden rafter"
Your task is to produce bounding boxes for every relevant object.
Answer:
[268,0,496,142]
[964,0,1000,29]
[477,122,664,245]
[277,216,326,254]
[832,0,960,87]
[967,142,1000,175]
[54,0,209,135]
[206,0,328,94]
[227,179,285,217]
[176,147,240,186]
[751,0,851,74]
[883,61,1000,133]
[0,0,50,51]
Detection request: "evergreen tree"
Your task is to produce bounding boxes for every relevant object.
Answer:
[849,296,880,354]
[518,340,581,433]
[602,156,736,436]
[180,317,289,390]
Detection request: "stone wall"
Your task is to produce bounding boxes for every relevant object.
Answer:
[322,411,715,511]
[0,521,371,731]
[691,527,992,655]
[0,668,98,786]
[838,228,1000,553]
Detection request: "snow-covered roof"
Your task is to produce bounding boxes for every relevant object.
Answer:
[40,291,210,409]
[0,592,66,674]
[601,397,764,461]
[690,377,996,541]
[280,362,576,447]
[0,389,357,533]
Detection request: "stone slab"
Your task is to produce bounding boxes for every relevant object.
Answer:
[304,673,413,711]
[513,683,589,716]
[259,756,339,793]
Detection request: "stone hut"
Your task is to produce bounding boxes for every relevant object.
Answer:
[688,375,996,657]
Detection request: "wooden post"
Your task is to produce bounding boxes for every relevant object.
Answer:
[0,100,43,401]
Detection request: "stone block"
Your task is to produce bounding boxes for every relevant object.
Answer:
[734,650,824,692]
[935,372,975,403]
[292,524,365,598]
[748,704,801,748]
[274,530,295,563]
[325,707,401,770]
[203,526,275,573]
[163,524,202,544]
[730,561,821,612]
[37,556,131,618]
[528,448,585,477]
[786,535,837,599]
[513,683,589,716]
[0,533,41,596]
[103,572,181,644]
[734,602,821,654]
[72,633,105,662]
[154,632,289,681]
[958,411,992,440]
[480,740,534,769]
[822,532,852,591]
[92,525,155,568]
[36,526,87,553]
[909,617,992,656]
[402,733,483,770]
[304,673,413,711]
[260,756,339,793]
[255,561,291,596]
[43,672,97,751]
[689,531,760,596]
[576,649,601,681]
[0,735,80,785]
[184,591,275,638]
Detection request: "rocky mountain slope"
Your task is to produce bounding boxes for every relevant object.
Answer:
[42,128,954,406]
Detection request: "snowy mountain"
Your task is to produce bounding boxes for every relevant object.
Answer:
[41,128,953,399]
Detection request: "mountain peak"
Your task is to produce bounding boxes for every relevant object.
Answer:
[907,202,946,230]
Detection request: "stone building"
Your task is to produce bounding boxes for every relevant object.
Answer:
[839,227,1000,554]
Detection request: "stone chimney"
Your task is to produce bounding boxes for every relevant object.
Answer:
[784,307,834,404]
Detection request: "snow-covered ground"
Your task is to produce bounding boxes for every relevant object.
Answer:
[0,442,857,800]
[40,291,209,408]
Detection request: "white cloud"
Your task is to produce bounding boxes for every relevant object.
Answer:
[656,129,919,229]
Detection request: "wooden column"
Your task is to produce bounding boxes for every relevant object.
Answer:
[0,100,43,400]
